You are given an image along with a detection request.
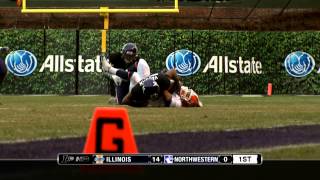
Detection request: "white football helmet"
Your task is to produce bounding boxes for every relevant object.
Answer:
[179,86,203,107]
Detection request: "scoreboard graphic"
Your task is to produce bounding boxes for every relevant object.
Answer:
[58,153,262,165]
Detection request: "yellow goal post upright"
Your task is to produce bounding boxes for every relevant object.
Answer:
[20,0,179,56]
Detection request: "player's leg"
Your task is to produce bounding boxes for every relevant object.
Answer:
[129,72,141,92]
[102,58,150,81]
[102,59,132,80]
[107,79,118,104]
[128,59,150,92]
[115,81,129,104]
[169,93,182,107]
[127,58,150,91]
[103,67,122,104]
[102,59,130,104]
[103,59,146,92]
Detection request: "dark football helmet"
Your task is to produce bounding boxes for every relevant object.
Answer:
[121,43,138,63]
[142,79,160,100]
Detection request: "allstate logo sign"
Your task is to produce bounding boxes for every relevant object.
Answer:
[284,51,315,78]
[166,49,201,77]
[5,50,37,77]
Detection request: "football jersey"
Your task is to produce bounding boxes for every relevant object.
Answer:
[129,72,171,107]
[137,73,171,93]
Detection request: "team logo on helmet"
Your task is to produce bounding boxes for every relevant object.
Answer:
[5,50,37,77]
[284,51,315,78]
[166,49,201,77]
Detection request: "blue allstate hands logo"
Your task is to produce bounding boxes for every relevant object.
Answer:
[5,50,37,77]
[166,49,201,77]
[284,51,315,78]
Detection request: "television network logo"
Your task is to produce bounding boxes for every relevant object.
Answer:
[165,49,201,77]
[284,51,315,78]
[5,50,37,77]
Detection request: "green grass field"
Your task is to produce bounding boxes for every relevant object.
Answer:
[253,144,320,160]
[0,95,319,141]
[0,95,319,159]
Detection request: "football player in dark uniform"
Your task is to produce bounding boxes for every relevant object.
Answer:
[121,69,181,107]
[104,43,150,104]
[0,47,9,84]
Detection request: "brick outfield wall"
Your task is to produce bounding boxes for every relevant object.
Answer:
[0,7,320,30]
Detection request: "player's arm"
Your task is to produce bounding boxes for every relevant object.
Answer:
[163,90,172,102]
[165,69,177,78]
[162,90,183,107]
[162,90,173,107]
[102,58,132,80]
[165,69,181,93]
